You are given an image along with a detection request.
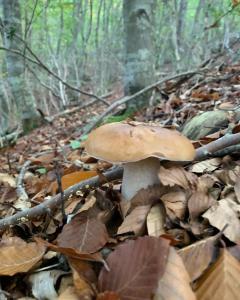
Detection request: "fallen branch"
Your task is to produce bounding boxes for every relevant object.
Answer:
[0,167,123,231]
[195,133,240,161]
[16,160,31,201]
[0,130,22,149]
[83,69,204,134]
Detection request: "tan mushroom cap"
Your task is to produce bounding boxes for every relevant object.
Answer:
[85,122,195,163]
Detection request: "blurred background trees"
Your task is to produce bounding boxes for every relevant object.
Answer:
[0,0,240,135]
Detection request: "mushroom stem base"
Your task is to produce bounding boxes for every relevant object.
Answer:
[122,157,160,201]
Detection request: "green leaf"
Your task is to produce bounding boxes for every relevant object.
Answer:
[36,168,47,175]
[70,140,81,149]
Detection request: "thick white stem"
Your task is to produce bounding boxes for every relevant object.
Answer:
[121,157,160,201]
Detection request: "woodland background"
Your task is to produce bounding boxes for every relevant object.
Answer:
[1,0,240,136]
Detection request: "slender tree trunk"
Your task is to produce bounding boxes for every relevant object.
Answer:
[123,0,155,109]
[1,0,40,133]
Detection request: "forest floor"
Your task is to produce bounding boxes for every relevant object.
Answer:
[1,64,240,299]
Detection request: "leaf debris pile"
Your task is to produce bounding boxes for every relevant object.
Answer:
[1,65,240,299]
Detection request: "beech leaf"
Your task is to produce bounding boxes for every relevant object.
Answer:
[57,215,109,253]
[178,236,218,281]
[195,250,240,300]
[0,237,45,276]
[117,205,151,236]
[147,203,166,237]
[154,247,196,300]
[98,236,170,300]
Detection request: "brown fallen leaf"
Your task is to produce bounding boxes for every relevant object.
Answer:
[195,250,240,300]
[178,236,218,282]
[117,205,151,236]
[0,237,46,276]
[234,177,240,204]
[36,238,104,263]
[161,190,187,220]
[72,268,95,299]
[154,247,196,300]
[51,170,97,194]
[97,291,120,300]
[147,203,166,237]
[203,198,240,243]
[191,158,222,173]
[57,215,109,253]
[98,236,170,300]
[159,166,198,190]
[58,286,79,300]
[188,191,217,220]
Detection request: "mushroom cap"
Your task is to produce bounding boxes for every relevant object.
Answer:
[85,122,195,163]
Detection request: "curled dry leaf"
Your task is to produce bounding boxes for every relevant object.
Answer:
[28,270,67,300]
[195,250,240,300]
[154,247,196,300]
[117,205,151,236]
[161,191,187,220]
[98,236,170,300]
[203,198,240,243]
[0,237,45,276]
[178,236,218,282]
[147,203,166,237]
[188,191,217,220]
[57,215,109,253]
[159,166,198,190]
[36,238,104,263]
[191,158,222,173]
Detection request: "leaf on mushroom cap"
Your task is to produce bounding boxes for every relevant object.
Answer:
[85,122,196,163]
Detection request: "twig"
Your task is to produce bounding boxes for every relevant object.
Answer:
[0,167,123,231]
[195,133,240,161]
[16,160,31,201]
[83,69,204,134]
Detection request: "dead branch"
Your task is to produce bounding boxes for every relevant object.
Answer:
[16,160,31,201]
[195,133,240,161]
[0,130,22,149]
[0,167,123,231]
[83,69,204,134]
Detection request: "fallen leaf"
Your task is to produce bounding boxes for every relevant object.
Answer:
[195,250,240,300]
[51,170,97,194]
[117,205,151,236]
[97,291,120,300]
[191,158,221,173]
[57,215,109,253]
[58,286,79,300]
[36,238,104,263]
[98,236,170,300]
[0,237,45,276]
[161,191,187,220]
[147,203,166,237]
[178,236,218,281]
[154,247,196,300]
[203,198,240,243]
[188,191,217,220]
[234,177,240,203]
[72,268,94,299]
[0,173,16,187]
[159,166,198,190]
[28,270,66,300]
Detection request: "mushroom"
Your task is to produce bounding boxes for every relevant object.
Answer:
[85,122,195,201]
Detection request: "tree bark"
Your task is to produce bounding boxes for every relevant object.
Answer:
[123,0,155,109]
[1,0,41,133]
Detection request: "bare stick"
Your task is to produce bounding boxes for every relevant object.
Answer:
[0,167,123,231]
[195,133,240,161]
[16,160,31,201]
[83,70,203,134]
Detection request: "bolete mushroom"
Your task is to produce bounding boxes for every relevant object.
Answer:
[85,122,195,201]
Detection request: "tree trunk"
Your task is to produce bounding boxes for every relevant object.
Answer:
[1,0,41,134]
[123,0,155,109]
